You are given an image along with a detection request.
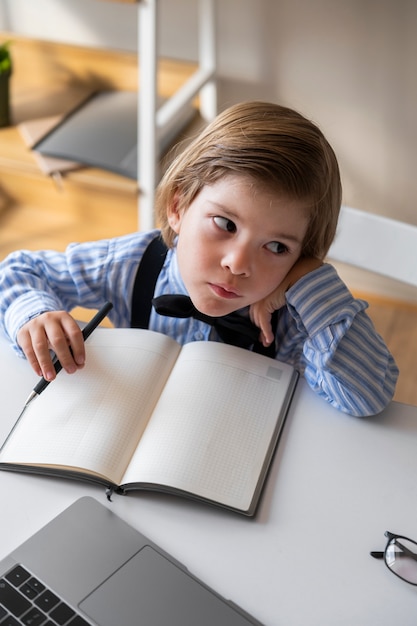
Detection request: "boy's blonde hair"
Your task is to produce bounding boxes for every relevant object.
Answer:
[155,101,342,259]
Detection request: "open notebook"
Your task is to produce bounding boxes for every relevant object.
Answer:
[0,328,298,516]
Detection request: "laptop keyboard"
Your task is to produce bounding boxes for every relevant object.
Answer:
[0,564,90,625]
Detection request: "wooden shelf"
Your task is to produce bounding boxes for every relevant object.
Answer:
[0,32,197,215]
[1,0,218,230]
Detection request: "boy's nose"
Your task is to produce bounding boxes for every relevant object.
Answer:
[221,244,252,276]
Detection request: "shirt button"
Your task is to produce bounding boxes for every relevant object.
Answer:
[194,331,204,340]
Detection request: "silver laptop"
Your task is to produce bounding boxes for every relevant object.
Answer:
[0,497,262,625]
[33,91,196,179]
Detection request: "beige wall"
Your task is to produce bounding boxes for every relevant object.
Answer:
[1,0,416,299]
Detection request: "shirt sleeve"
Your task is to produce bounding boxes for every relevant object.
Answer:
[0,231,158,355]
[284,263,399,417]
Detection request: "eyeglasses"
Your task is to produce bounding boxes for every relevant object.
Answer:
[371,531,417,585]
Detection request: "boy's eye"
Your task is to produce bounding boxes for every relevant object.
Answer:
[266,241,289,254]
[213,216,236,233]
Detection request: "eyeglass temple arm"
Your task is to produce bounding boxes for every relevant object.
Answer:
[370,541,417,561]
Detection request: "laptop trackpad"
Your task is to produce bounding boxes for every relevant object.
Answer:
[80,545,252,626]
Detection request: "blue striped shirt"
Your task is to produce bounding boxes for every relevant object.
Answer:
[0,229,398,416]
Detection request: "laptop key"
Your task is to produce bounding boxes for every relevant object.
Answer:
[34,589,60,611]
[1,615,21,626]
[26,577,46,596]
[0,579,31,616]
[5,566,31,588]
[20,582,39,600]
[49,601,76,624]
[21,606,48,625]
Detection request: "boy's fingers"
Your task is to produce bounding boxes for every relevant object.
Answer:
[17,312,86,380]
[258,319,274,346]
[44,318,85,376]
[250,308,274,347]
[31,331,59,381]
[59,315,86,363]
[16,328,43,377]
[19,326,59,381]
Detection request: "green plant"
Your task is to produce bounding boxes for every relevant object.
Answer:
[0,41,12,75]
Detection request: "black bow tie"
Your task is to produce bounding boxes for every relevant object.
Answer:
[152,294,260,348]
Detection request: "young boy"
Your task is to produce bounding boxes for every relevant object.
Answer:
[0,101,398,416]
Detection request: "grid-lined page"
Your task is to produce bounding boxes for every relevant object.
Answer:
[0,329,180,484]
[123,341,295,512]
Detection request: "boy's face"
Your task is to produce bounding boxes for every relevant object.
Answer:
[167,175,310,317]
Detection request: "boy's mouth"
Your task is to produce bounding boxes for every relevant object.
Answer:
[208,283,241,300]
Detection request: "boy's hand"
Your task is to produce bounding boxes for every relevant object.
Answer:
[250,257,323,347]
[17,311,86,381]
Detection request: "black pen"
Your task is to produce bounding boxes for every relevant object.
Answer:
[24,302,113,407]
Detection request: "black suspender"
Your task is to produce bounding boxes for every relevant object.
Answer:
[130,233,278,357]
[130,234,168,329]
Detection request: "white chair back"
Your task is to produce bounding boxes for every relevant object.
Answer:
[327,206,417,287]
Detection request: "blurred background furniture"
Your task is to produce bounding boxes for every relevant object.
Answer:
[328,205,417,288]
[327,206,417,405]
[137,0,217,229]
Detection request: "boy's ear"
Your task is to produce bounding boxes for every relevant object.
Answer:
[166,192,182,234]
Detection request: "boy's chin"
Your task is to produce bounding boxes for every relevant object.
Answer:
[192,299,245,319]
[188,287,249,318]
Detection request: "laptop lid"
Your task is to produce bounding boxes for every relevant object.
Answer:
[0,497,262,626]
[33,91,195,180]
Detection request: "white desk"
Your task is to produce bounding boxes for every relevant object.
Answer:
[1,333,416,625]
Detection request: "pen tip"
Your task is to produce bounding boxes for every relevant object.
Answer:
[24,390,38,406]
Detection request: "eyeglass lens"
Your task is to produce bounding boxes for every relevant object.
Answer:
[386,537,417,584]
